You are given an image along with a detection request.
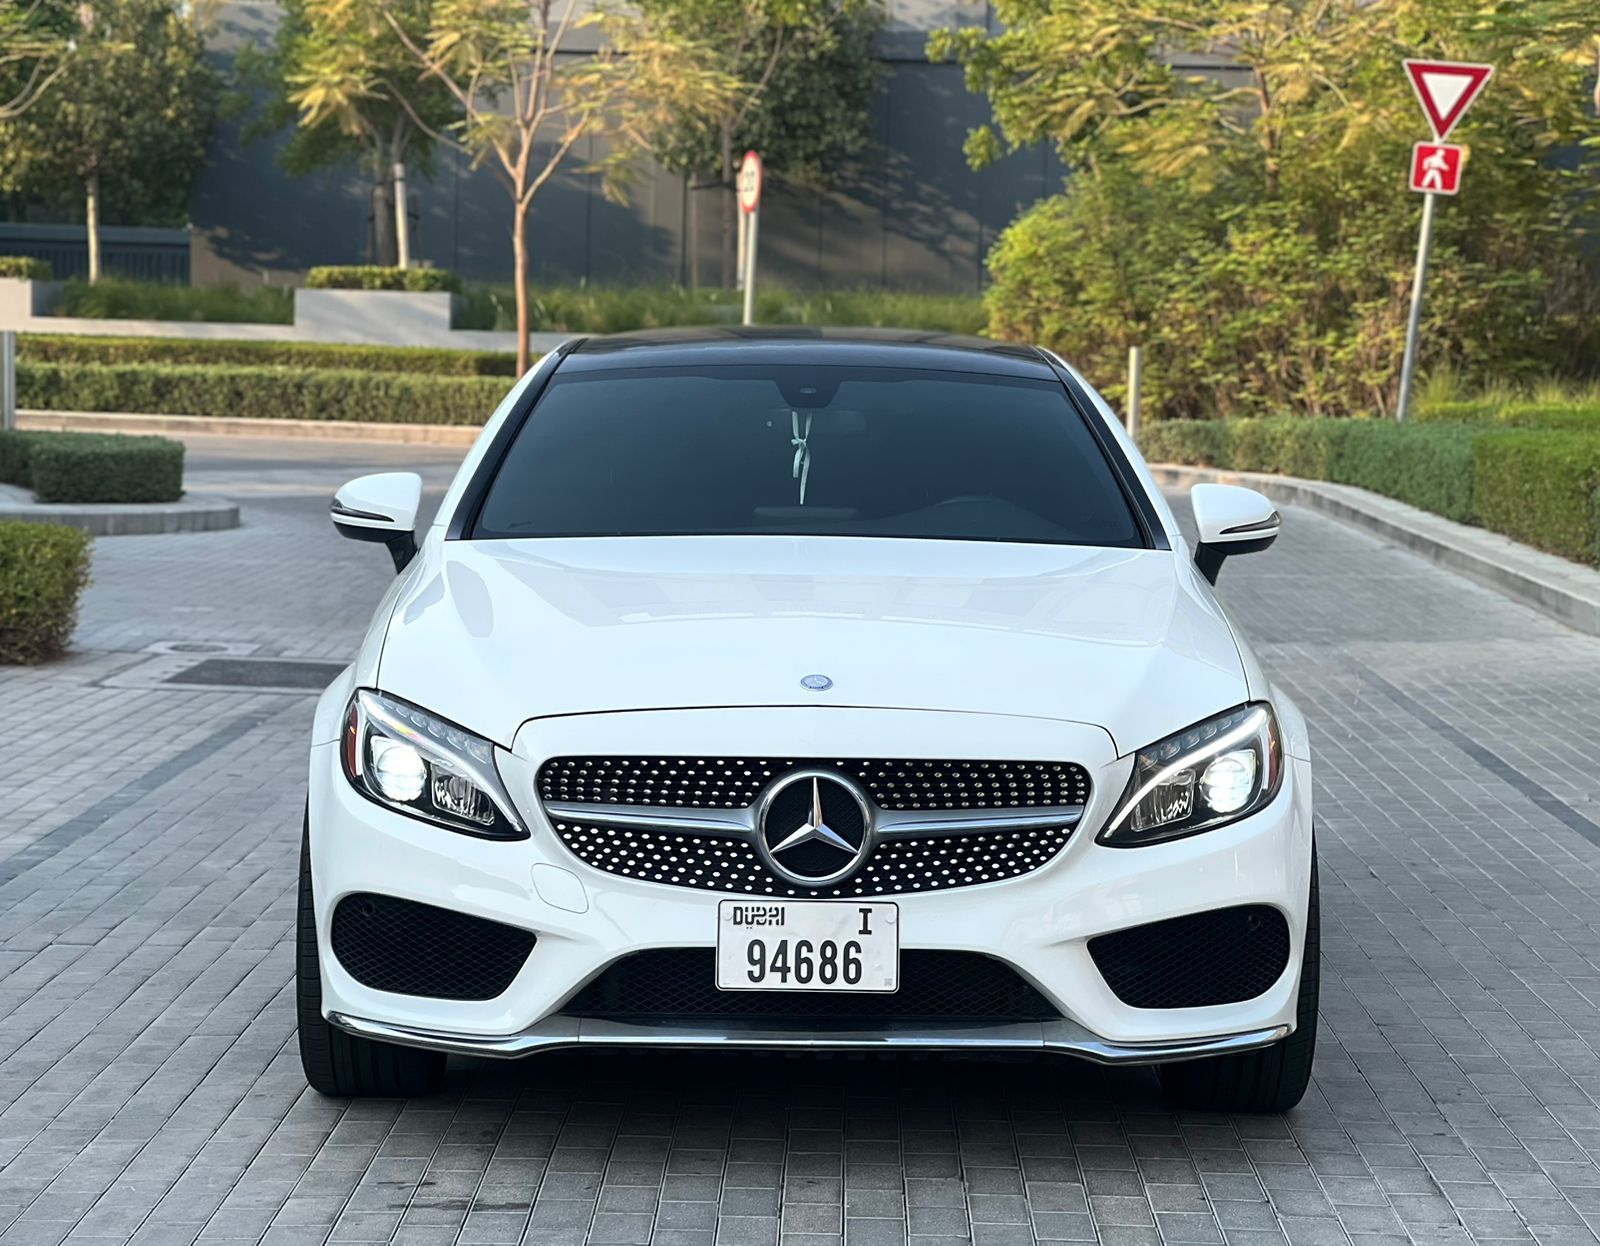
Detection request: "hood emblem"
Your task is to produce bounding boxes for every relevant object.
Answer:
[799,673,833,691]
[755,771,873,886]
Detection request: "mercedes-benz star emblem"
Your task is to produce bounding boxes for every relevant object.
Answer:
[755,770,873,886]
[800,673,833,691]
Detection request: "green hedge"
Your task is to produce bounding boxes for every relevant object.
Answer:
[0,256,52,280]
[0,521,92,663]
[307,265,461,293]
[1144,418,1476,521]
[1473,430,1600,563]
[0,430,185,503]
[20,334,518,377]
[17,361,509,426]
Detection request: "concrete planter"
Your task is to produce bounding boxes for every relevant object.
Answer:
[293,288,458,345]
[0,278,62,325]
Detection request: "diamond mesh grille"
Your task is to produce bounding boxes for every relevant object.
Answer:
[564,949,1058,1022]
[538,755,1087,897]
[1088,905,1291,1008]
[330,893,536,1001]
[550,820,1074,898]
[539,757,1089,811]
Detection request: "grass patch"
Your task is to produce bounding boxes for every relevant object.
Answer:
[56,279,294,324]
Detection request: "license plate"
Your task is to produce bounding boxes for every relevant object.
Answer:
[716,900,899,992]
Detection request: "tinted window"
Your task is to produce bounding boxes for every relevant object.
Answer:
[472,365,1143,547]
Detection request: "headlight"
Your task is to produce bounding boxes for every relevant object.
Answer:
[1100,703,1282,846]
[341,689,526,839]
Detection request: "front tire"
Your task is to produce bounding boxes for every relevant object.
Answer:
[297,817,445,1097]
[1158,851,1319,1114]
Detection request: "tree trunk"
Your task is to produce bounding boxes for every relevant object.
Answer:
[513,199,530,376]
[85,172,101,284]
[686,180,699,291]
[719,127,735,288]
[371,176,398,267]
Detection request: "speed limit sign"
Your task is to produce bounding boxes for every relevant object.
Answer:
[738,150,762,214]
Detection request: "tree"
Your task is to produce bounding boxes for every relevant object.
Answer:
[297,0,735,373]
[0,0,220,282]
[0,0,75,121]
[932,0,1600,417]
[640,0,883,287]
[239,0,455,266]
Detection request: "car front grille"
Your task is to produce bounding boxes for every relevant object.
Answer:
[1088,905,1291,1009]
[330,893,536,1001]
[564,948,1059,1023]
[539,756,1090,811]
[537,755,1089,898]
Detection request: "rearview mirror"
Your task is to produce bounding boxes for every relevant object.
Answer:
[1190,483,1279,584]
[331,472,423,573]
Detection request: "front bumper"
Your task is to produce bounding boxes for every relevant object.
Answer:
[327,1011,1289,1064]
[308,705,1315,1060]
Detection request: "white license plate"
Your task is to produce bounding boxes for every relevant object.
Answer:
[716,900,899,992]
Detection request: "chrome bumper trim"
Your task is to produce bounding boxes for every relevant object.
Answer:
[326,1012,1289,1066]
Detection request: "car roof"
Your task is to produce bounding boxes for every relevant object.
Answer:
[560,325,1053,378]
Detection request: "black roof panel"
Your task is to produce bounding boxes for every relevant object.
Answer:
[562,325,1050,377]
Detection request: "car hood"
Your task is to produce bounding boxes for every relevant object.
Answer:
[375,535,1247,755]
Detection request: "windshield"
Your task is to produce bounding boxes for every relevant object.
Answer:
[471,364,1143,547]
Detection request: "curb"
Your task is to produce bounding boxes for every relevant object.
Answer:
[18,410,484,447]
[0,490,240,536]
[1151,464,1600,639]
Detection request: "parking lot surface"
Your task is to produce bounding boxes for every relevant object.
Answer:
[3,435,1600,1246]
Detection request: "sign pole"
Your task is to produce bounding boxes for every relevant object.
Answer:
[742,205,759,327]
[0,331,15,432]
[1395,191,1437,424]
[737,151,763,326]
[1125,345,1143,440]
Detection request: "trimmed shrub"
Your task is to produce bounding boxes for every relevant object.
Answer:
[0,256,52,280]
[1137,420,1230,467]
[1473,430,1600,564]
[16,361,509,426]
[27,434,184,504]
[0,521,92,663]
[1412,399,1502,425]
[1496,402,1600,433]
[1330,423,1476,523]
[1223,416,1346,479]
[0,430,43,486]
[20,334,518,377]
[307,265,461,294]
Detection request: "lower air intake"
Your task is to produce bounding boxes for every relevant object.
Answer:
[331,893,535,1001]
[1088,905,1291,1009]
[563,949,1058,1023]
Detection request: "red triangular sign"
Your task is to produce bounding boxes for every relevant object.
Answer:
[1404,60,1494,140]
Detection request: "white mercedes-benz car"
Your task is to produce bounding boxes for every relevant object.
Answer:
[302,328,1316,1112]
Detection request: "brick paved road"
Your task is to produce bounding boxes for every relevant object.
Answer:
[4,436,1600,1246]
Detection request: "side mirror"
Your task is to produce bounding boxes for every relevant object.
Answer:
[332,472,423,573]
[1190,483,1279,584]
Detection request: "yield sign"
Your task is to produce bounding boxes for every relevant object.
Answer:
[1404,59,1494,140]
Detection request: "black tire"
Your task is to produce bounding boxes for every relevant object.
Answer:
[1158,850,1319,1114]
[297,815,446,1097]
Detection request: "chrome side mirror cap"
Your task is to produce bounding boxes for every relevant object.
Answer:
[1190,483,1280,584]
[332,472,423,573]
